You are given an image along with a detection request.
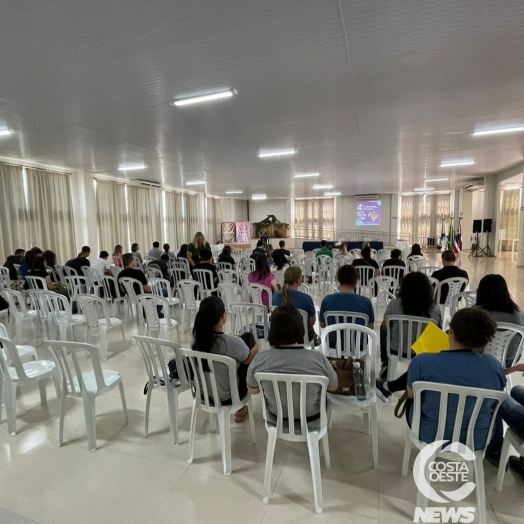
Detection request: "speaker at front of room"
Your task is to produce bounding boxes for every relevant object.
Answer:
[483,219,493,233]
[473,220,482,233]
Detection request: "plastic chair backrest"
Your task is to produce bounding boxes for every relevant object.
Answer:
[369,276,396,298]
[148,278,172,299]
[133,335,190,389]
[193,269,216,292]
[25,275,47,290]
[436,277,469,307]
[302,258,316,277]
[349,249,361,258]
[355,266,375,288]
[84,267,101,289]
[218,283,243,312]
[410,381,506,449]
[146,267,163,279]
[382,265,405,285]
[240,258,256,273]
[113,256,123,267]
[385,315,438,362]
[138,295,170,331]
[43,291,74,324]
[217,262,233,271]
[180,347,242,410]
[76,294,110,328]
[64,276,89,300]
[297,308,310,346]
[2,288,30,317]
[47,340,107,395]
[322,314,370,357]
[61,266,78,278]
[100,275,124,301]
[110,266,123,278]
[27,289,49,320]
[0,335,27,380]
[484,322,524,368]
[450,290,477,317]
[177,279,202,310]
[168,266,190,285]
[119,277,145,303]
[247,283,272,307]
[218,269,238,284]
[254,372,328,439]
[298,283,310,295]
[230,302,269,339]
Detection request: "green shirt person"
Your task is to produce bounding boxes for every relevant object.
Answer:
[316,241,333,262]
[187,232,211,267]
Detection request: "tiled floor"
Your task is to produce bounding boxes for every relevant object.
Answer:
[1,250,523,524]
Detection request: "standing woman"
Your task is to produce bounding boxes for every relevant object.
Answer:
[187,232,211,268]
[248,253,278,307]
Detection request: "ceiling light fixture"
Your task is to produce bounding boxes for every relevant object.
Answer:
[415,187,434,191]
[293,172,320,178]
[258,149,296,158]
[473,125,524,136]
[425,177,450,182]
[252,194,267,200]
[0,129,13,137]
[118,164,147,171]
[312,184,333,190]
[186,180,206,186]
[171,90,235,107]
[324,191,341,196]
[225,190,243,194]
[440,159,475,167]
[502,184,522,190]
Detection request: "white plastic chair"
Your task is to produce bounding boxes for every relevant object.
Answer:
[110,266,123,278]
[133,335,191,445]
[48,340,128,452]
[218,283,244,314]
[230,302,269,340]
[402,381,506,524]
[349,248,361,258]
[354,266,375,295]
[369,276,396,316]
[218,269,239,285]
[42,291,86,341]
[322,313,370,358]
[255,372,330,514]
[298,282,310,296]
[84,267,103,296]
[407,255,425,271]
[2,288,38,343]
[76,294,125,360]
[239,258,255,273]
[496,428,524,491]
[112,256,123,267]
[24,275,47,290]
[382,265,405,288]
[450,290,477,317]
[119,277,145,323]
[435,277,469,319]
[0,335,60,436]
[27,289,53,343]
[100,275,127,316]
[0,323,37,381]
[193,268,218,298]
[138,295,181,343]
[146,266,163,279]
[217,262,233,271]
[247,283,272,307]
[323,324,379,469]
[148,278,180,308]
[384,315,438,381]
[177,279,202,332]
[181,347,256,475]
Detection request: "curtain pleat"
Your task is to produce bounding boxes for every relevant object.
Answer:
[96,181,128,254]
[127,185,155,251]
[185,194,199,243]
[294,199,334,238]
[164,190,185,249]
[500,189,520,241]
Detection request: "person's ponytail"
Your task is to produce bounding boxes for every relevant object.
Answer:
[281,266,303,306]
[282,283,294,306]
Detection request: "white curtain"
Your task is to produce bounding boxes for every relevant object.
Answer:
[24,168,76,263]
[500,189,520,240]
[96,181,128,254]
[0,163,29,263]
[206,197,223,244]
[294,198,334,239]
[185,194,200,243]
[164,190,185,249]
[401,193,451,242]
[127,185,156,252]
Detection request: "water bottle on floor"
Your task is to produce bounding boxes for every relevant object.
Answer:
[353,361,366,400]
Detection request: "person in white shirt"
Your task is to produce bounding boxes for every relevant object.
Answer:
[148,241,163,260]
[92,251,112,276]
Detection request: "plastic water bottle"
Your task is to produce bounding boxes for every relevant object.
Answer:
[353,361,367,400]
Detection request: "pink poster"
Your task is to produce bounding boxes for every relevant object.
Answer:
[235,222,251,245]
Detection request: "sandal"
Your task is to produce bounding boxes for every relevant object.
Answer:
[235,406,248,423]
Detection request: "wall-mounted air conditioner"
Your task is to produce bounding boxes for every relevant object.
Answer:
[355,194,379,200]
[464,180,484,191]
[129,179,161,188]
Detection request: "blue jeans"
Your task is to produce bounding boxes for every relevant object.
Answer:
[489,386,524,454]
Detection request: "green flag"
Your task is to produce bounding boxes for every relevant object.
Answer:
[447,218,455,251]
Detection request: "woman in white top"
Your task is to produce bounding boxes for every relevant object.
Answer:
[271,249,289,288]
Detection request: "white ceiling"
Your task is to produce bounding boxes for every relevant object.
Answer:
[1,0,524,199]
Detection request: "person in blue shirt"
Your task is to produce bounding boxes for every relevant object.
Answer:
[272,266,319,345]
[319,264,374,343]
[376,308,506,451]
[19,247,42,276]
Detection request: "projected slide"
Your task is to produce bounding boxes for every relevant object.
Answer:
[356,200,382,226]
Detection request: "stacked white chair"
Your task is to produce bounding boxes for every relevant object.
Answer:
[48,340,128,452]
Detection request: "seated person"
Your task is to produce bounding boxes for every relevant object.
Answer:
[117,253,152,295]
[148,241,163,260]
[92,250,112,277]
[193,248,219,292]
[148,254,170,280]
[379,272,442,378]
[177,244,189,261]
[20,247,42,276]
[4,248,25,280]
[407,243,423,260]
[272,266,319,345]
[431,250,469,304]
[217,245,237,270]
[376,308,506,450]
[66,246,91,276]
[247,305,338,421]
[131,243,142,262]
[316,240,333,261]
[162,243,176,258]
[247,253,278,307]
[382,248,406,278]
[112,245,124,266]
[319,265,374,347]
[352,245,380,282]
[42,250,60,283]
[475,274,524,367]
[27,257,70,301]
[279,240,291,258]
[271,249,289,280]
[193,296,258,422]
[486,365,524,479]
[250,240,266,261]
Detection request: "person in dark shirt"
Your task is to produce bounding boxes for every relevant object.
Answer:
[4,249,25,280]
[20,247,42,276]
[431,250,469,304]
[382,248,406,279]
[193,248,218,294]
[217,246,237,269]
[148,254,170,280]
[278,240,291,258]
[352,245,380,285]
[66,246,91,276]
[250,240,266,261]
[117,253,152,295]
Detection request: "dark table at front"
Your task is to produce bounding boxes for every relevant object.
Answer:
[301,240,384,252]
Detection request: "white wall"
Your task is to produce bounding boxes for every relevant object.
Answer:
[248,199,290,224]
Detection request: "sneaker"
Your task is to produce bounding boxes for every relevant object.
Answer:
[508,456,524,481]
[375,380,392,403]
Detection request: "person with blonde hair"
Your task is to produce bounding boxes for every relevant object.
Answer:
[187,231,211,268]
[272,266,319,345]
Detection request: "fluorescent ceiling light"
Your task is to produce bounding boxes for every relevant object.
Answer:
[225,190,243,194]
[293,172,320,178]
[415,187,434,191]
[186,180,206,186]
[171,90,235,107]
[440,159,475,167]
[425,177,450,182]
[0,129,13,137]
[502,185,522,190]
[258,149,296,158]
[325,191,341,196]
[118,164,146,171]
[252,194,267,200]
[312,184,333,190]
[473,125,524,136]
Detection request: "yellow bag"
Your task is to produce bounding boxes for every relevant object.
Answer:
[411,322,450,355]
